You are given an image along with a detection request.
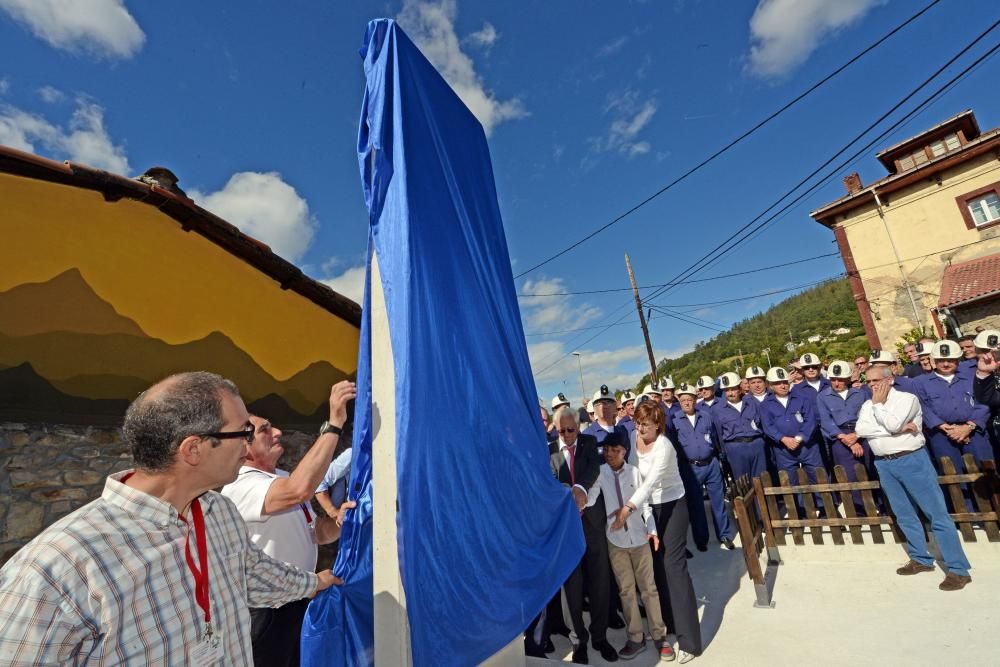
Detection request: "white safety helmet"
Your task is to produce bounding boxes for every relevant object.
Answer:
[930,339,962,361]
[915,341,933,357]
[591,384,616,405]
[695,375,715,391]
[798,352,821,367]
[620,390,637,405]
[675,382,697,397]
[826,360,852,379]
[718,372,741,389]
[658,376,675,391]
[642,384,661,397]
[745,365,767,379]
[550,393,571,411]
[766,367,790,383]
[868,349,897,365]
[974,329,1000,350]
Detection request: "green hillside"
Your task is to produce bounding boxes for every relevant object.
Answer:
[638,278,870,389]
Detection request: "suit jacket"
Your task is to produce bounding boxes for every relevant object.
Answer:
[549,433,605,533]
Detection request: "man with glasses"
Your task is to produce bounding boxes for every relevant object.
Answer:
[221,380,356,667]
[852,356,869,388]
[0,372,344,664]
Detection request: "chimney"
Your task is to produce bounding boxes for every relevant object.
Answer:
[843,172,863,195]
[137,166,187,198]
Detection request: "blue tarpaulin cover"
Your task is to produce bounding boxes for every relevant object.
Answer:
[301,18,584,667]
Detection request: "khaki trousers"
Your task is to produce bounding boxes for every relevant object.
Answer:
[607,540,667,643]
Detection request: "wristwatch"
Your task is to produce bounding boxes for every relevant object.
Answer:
[319,421,343,437]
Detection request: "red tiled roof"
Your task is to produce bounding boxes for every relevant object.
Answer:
[938,253,1000,308]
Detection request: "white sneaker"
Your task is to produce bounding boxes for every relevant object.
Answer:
[678,650,696,664]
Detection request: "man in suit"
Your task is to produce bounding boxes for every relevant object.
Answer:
[549,406,618,664]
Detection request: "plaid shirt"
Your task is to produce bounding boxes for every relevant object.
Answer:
[0,470,318,665]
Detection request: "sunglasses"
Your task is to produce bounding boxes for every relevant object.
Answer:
[557,427,577,435]
[198,424,255,444]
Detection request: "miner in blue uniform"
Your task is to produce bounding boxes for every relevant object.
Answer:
[617,390,637,440]
[958,334,979,375]
[790,352,831,469]
[760,366,824,513]
[584,384,632,460]
[672,383,735,549]
[657,378,682,421]
[695,375,719,411]
[711,371,767,482]
[816,360,872,512]
[972,329,1000,455]
[915,340,993,469]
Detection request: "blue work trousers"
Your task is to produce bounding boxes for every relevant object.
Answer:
[771,441,824,513]
[722,437,767,481]
[690,459,734,542]
[874,451,971,577]
[677,460,710,549]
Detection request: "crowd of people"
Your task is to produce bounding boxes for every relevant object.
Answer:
[533,329,1000,663]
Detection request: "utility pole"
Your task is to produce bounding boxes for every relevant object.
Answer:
[762,347,772,368]
[572,352,586,404]
[625,253,658,383]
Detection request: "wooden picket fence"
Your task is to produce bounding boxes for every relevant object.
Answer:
[726,454,1000,608]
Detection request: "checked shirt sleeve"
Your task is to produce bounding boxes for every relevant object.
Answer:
[243,541,318,608]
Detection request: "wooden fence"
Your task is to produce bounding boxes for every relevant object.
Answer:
[726,454,1000,608]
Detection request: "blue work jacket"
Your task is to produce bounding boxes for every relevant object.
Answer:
[710,397,763,442]
[760,393,819,444]
[816,385,870,440]
[914,373,989,430]
[671,410,718,462]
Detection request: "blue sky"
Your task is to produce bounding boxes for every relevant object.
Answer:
[2,0,999,403]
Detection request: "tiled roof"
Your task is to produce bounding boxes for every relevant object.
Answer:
[938,252,1000,308]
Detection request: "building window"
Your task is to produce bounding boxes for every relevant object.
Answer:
[970,193,1000,226]
[930,132,961,157]
[957,180,1000,230]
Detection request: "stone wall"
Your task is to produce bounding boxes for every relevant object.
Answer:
[1,422,344,568]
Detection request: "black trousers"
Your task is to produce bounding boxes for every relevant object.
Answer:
[650,498,703,655]
[249,598,310,667]
[562,518,610,647]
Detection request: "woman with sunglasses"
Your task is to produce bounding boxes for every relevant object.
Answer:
[611,400,701,663]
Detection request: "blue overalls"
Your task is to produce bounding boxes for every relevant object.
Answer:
[760,393,824,511]
[583,421,631,461]
[791,378,831,470]
[710,397,767,481]
[671,411,734,545]
[816,384,872,511]
[915,373,993,468]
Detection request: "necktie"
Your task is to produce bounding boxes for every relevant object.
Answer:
[611,468,627,525]
[563,444,576,485]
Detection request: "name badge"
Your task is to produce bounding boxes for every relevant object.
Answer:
[794,412,804,423]
[703,433,712,442]
[190,635,223,667]
[750,419,758,431]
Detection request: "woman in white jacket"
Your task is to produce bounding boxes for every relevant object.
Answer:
[617,400,702,663]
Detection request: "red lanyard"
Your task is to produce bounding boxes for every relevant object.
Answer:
[183,499,211,625]
[300,503,313,524]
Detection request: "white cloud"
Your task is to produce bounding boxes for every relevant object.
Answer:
[520,277,601,331]
[0,0,145,59]
[747,0,884,78]
[530,340,647,387]
[190,172,316,262]
[322,265,366,304]
[0,78,9,96]
[37,85,65,103]
[585,89,658,164]
[597,35,627,58]
[0,97,129,173]
[464,21,498,49]
[397,0,527,135]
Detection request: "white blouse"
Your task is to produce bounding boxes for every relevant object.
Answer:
[628,432,685,506]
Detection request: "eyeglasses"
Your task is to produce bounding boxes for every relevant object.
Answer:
[557,427,576,435]
[197,424,255,444]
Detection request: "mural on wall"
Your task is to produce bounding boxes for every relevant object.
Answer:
[0,163,360,426]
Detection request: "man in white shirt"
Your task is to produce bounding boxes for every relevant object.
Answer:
[222,381,356,666]
[855,365,972,591]
[596,438,670,661]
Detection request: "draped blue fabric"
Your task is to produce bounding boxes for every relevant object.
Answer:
[303,18,584,667]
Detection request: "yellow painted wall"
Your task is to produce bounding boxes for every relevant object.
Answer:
[1,173,358,380]
[836,153,1000,346]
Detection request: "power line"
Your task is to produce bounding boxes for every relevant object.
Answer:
[513,0,943,279]
[645,278,839,309]
[641,23,1000,309]
[517,251,840,297]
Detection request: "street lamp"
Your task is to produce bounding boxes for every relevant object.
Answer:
[762,348,772,368]
[572,352,586,404]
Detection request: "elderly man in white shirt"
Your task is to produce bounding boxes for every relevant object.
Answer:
[855,365,972,591]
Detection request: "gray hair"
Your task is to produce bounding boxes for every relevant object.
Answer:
[866,365,893,381]
[552,405,579,429]
[123,372,240,472]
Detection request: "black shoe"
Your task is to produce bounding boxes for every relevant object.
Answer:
[608,613,626,630]
[723,538,736,550]
[685,548,693,559]
[544,637,555,654]
[525,641,547,659]
[696,544,708,552]
[572,644,589,664]
[593,639,619,662]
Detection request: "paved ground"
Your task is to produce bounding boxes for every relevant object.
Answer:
[528,528,1000,666]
